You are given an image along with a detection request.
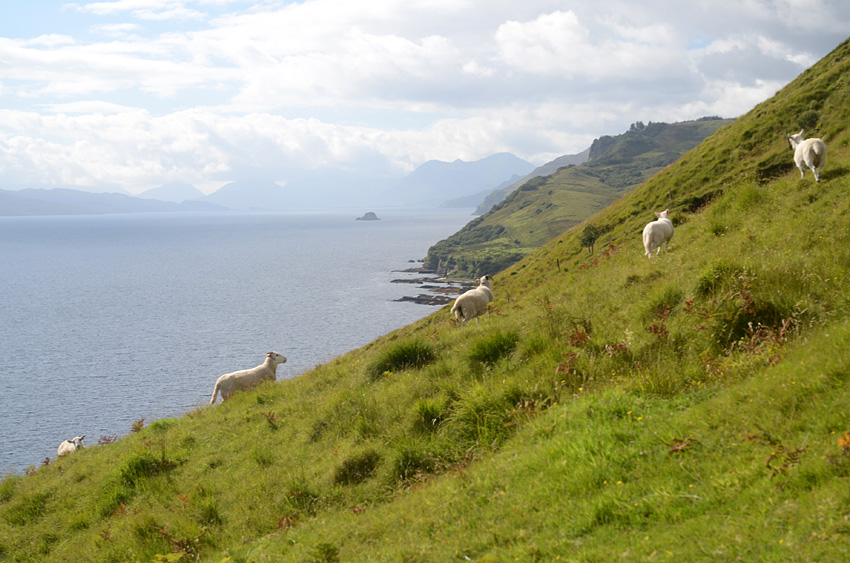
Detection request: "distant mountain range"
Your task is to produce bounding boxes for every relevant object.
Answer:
[0,188,222,216]
[137,182,206,202]
[0,153,535,216]
[378,153,535,208]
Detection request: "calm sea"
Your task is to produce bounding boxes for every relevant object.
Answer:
[0,209,472,473]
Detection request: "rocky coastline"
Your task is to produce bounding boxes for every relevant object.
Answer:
[391,265,476,305]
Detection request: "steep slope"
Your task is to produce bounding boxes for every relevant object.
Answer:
[473,147,591,214]
[1,37,849,563]
[425,117,731,276]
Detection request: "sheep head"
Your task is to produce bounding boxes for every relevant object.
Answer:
[266,351,287,365]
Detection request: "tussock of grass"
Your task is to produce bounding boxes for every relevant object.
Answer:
[366,338,436,380]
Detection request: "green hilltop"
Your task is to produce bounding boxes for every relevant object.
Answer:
[3,37,850,562]
[424,117,732,277]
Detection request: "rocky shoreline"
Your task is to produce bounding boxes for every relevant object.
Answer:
[391,266,475,306]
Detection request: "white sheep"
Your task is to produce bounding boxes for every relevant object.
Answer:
[451,275,495,325]
[210,352,287,404]
[642,209,674,259]
[57,435,85,457]
[787,129,827,182]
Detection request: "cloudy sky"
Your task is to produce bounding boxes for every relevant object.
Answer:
[1,0,849,200]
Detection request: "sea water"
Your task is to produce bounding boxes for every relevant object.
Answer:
[0,209,472,472]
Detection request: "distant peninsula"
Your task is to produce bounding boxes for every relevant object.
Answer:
[356,211,380,221]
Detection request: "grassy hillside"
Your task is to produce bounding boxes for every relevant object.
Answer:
[424,117,732,277]
[472,148,591,215]
[2,37,850,563]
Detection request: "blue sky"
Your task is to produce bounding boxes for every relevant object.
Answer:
[1,0,849,204]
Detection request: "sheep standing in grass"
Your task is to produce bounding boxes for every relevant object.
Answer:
[210,352,287,404]
[787,129,827,182]
[451,275,495,325]
[57,435,85,457]
[642,209,674,259]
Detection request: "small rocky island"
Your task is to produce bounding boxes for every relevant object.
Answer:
[356,211,380,221]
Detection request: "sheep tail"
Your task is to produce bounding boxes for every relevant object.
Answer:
[210,382,220,404]
[450,301,463,323]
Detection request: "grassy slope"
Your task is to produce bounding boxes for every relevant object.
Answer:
[424,118,731,277]
[2,38,850,563]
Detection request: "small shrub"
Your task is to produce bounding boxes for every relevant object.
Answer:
[333,449,381,485]
[131,417,146,433]
[798,108,819,130]
[97,434,119,446]
[467,329,520,367]
[367,339,436,380]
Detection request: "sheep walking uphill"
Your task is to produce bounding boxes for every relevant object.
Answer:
[210,352,287,404]
[57,435,85,457]
[451,275,495,325]
[642,209,674,259]
[787,129,827,182]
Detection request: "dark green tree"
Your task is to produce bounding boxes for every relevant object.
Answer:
[579,224,602,254]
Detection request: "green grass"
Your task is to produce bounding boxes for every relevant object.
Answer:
[2,36,850,563]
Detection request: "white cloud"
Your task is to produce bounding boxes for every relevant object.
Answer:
[1,0,849,203]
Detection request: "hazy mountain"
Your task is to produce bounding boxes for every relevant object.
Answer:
[380,153,535,208]
[203,180,294,211]
[138,182,206,202]
[0,188,223,216]
[439,174,526,209]
[474,148,591,214]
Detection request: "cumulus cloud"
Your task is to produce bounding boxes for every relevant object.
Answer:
[0,0,849,202]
